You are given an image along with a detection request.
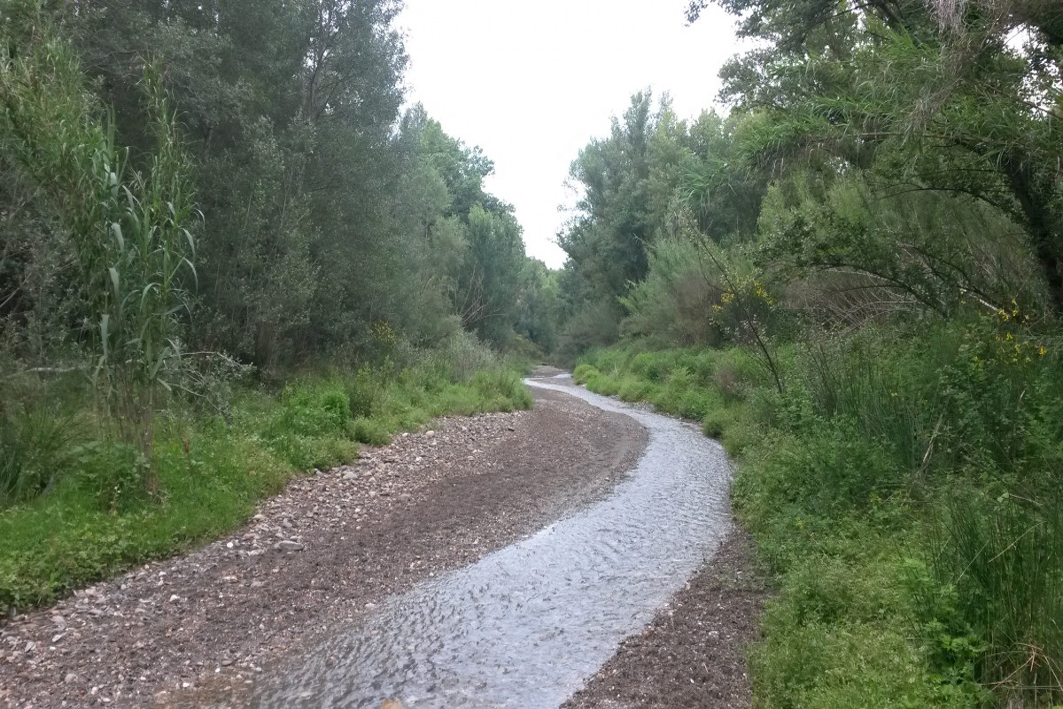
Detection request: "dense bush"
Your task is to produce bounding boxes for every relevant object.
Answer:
[577,318,1063,705]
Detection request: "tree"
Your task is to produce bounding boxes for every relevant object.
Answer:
[692,0,1063,315]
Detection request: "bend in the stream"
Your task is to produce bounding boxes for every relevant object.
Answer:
[251,376,733,708]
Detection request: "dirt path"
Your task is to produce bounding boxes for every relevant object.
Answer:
[1,384,646,708]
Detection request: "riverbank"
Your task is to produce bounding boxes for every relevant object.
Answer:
[1,386,646,707]
[575,335,1063,706]
[564,528,768,709]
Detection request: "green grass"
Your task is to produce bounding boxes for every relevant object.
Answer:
[0,354,531,611]
[575,321,1063,706]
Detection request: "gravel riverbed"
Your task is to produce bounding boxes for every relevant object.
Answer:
[1,385,645,708]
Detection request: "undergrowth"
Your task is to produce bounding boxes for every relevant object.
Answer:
[576,317,1063,707]
[0,341,531,611]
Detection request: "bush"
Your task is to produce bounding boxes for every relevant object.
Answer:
[274,380,351,437]
[72,441,148,513]
[0,404,81,506]
[351,418,390,446]
[922,488,1063,703]
[572,363,598,384]
[346,367,385,419]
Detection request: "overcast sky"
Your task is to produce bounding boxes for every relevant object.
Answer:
[396,1,745,269]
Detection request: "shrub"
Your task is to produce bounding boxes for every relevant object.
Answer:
[274,380,351,437]
[572,363,598,384]
[346,367,384,419]
[0,404,81,506]
[351,418,390,446]
[72,441,148,513]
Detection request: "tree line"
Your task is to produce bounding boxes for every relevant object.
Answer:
[1,0,556,384]
[556,1,1062,704]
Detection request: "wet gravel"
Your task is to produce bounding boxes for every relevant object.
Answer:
[0,386,646,708]
[562,528,769,708]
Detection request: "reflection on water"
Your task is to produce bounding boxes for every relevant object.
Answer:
[252,378,732,708]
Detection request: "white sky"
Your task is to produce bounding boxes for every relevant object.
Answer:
[396,1,745,269]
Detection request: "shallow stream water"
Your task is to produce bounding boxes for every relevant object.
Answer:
[251,376,733,708]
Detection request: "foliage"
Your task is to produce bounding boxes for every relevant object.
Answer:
[578,317,1063,704]
[0,342,531,611]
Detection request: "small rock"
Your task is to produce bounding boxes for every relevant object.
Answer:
[274,540,305,552]
[426,430,435,437]
[24,641,35,653]
[169,595,181,603]
[65,673,77,684]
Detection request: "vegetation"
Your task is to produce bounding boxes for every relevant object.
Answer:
[0,334,530,609]
[0,1,544,612]
[555,1,1063,705]
[3,0,1062,704]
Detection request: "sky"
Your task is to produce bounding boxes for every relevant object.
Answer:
[396,1,746,269]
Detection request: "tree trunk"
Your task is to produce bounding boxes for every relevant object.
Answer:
[1002,152,1063,315]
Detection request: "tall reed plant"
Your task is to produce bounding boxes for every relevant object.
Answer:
[1,7,197,491]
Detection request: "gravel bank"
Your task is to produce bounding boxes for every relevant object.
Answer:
[1,385,647,708]
[563,529,769,709]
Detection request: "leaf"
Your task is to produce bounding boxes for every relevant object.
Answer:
[108,267,120,299]
[110,222,124,252]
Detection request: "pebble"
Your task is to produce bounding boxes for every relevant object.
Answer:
[4,409,533,706]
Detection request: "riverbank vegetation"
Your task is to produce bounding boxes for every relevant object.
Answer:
[556,0,1063,705]
[0,1,542,611]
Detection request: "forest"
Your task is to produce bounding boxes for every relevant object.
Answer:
[0,0,545,615]
[2,0,1062,706]
[556,0,1063,705]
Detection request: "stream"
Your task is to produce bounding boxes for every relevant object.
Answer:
[250,376,733,708]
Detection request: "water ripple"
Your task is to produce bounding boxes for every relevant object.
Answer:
[252,379,732,708]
